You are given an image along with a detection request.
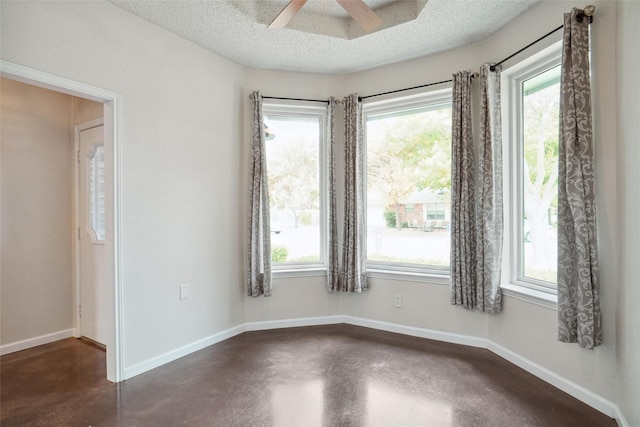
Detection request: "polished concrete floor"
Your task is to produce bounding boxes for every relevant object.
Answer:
[1,324,617,426]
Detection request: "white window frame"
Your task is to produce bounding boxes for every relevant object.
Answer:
[501,41,562,305]
[263,100,328,277]
[363,89,452,279]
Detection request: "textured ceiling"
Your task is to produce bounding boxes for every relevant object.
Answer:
[109,0,540,74]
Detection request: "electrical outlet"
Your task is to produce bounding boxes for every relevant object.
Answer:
[180,284,190,300]
[394,294,402,308]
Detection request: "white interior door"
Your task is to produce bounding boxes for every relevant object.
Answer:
[78,125,108,346]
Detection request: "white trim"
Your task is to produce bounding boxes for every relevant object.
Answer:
[500,283,557,310]
[1,60,124,383]
[613,405,631,427]
[0,329,75,356]
[272,267,327,279]
[123,325,246,379]
[486,340,617,418]
[366,268,450,285]
[344,316,486,348]
[245,315,345,331]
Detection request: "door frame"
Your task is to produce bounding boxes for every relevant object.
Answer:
[74,118,105,342]
[1,60,124,382]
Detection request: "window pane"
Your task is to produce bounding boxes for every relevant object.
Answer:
[366,104,451,267]
[521,65,560,283]
[265,114,321,264]
[90,145,105,241]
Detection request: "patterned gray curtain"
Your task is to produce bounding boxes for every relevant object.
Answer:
[557,8,601,348]
[248,91,272,297]
[476,64,503,313]
[340,93,368,293]
[450,71,477,308]
[327,97,340,292]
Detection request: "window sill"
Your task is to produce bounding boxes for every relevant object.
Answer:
[367,268,450,285]
[500,283,557,310]
[272,267,327,279]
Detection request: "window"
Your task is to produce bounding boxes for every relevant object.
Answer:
[263,102,327,269]
[425,203,446,221]
[505,43,561,292]
[364,90,452,273]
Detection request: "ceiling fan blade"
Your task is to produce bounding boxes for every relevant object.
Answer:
[268,0,308,29]
[336,0,383,33]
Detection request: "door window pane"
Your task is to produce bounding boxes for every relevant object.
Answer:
[89,144,105,242]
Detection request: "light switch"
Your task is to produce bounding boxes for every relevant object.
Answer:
[180,284,189,300]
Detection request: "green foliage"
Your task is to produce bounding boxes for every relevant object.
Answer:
[383,211,396,228]
[367,107,452,208]
[299,211,313,226]
[288,255,320,262]
[401,221,409,228]
[271,245,288,263]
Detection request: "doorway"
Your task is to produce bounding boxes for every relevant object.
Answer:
[0,60,123,382]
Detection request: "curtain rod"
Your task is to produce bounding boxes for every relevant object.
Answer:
[361,5,595,101]
[490,7,593,71]
[489,24,563,71]
[359,79,453,101]
[263,95,330,104]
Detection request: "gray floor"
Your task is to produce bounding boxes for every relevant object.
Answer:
[1,324,617,426]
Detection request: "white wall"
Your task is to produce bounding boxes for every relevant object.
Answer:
[1,0,246,369]
[616,2,640,426]
[0,78,74,345]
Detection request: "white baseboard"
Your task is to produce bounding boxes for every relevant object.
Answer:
[612,404,631,427]
[0,329,75,356]
[344,316,487,349]
[342,316,620,421]
[123,324,245,380]
[486,340,617,418]
[245,315,345,331]
[121,315,624,425]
